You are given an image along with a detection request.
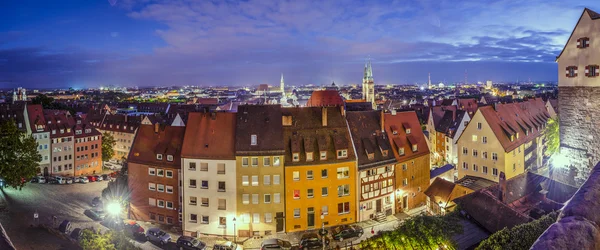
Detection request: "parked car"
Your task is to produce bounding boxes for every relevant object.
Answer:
[176,236,207,250]
[101,174,111,181]
[145,227,171,245]
[261,239,292,250]
[124,220,145,238]
[299,233,329,250]
[213,241,241,250]
[87,176,96,182]
[331,225,363,241]
[91,197,103,207]
[84,209,104,221]
[78,176,89,183]
[36,176,46,183]
[58,220,72,234]
[66,177,74,184]
[70,228,83,241]
[94,175,103,181]
[46,176,57,184]
[55,176,66,185]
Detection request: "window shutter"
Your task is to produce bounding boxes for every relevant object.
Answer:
[566,67,570,77]
[575,66,578,76]
[577,38,581,48]
[586,65,590,76]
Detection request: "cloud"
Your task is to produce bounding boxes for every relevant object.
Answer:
[4,0,598,87]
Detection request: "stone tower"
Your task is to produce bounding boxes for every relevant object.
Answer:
[556,8,600,185]
[362,59,375,110]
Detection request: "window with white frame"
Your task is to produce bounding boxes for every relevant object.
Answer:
[200,163,208,171]
[166,170,173,178]
[493,168,498,176]
[482,136,487,144]
[157,184,165,192]
[293,208,300,218]
[167,155,173,161]
[190,214,198,223]
[264,194,271,203]
[337,167,349,179]
[263,157,270,166]
[242,176,249,186]
[201,198,209,207]
[307,170,313,180]
[166,185,173,193]
[189,196,197,205]
[243,194,249,204]
[157,169,164,177]
[322,187,328,196]
[337,149,348,159]
[273,175,280,185]
[274,193,281,203]
[265,213,273,223]
[492,153,498,161]
[156,154,163,160]
[252,194,259,204]
[148,168,156,176]
[273,156,281,166]
[477,122,482,130]
[189,162,196,171]
[251,134,258,146]
[217,163,225,174]
[472,135,478,142]
[293,171,300,181]
[149,198,156,206]
[251,176,259,186]
[251,157,258,167]
[242,157,249,167]
[148,183,156,191]
[264,175,271,185]
[166,201,173,209]
[157,200,165,208]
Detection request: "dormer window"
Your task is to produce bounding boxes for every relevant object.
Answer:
[399,148,405,155]
[167,155,173,161]
[306,152,313,161]
[566,66,578,78]
[76,130,82,135]
[52,130,56,134]
[67,128,71,133]
[77,120,81,124]
[85,129,91,133]
[586,65,599,77]
[251,134,257,146]
[412,144,418,152]
[156,154,163,160]
[367,152,374,160]
[406,128,411,134]
[510,135,515,141]
[577,37,590,48]
[382,149,389,157]
[337,149,348,159]
[292,153,299,162]
[516,133,519,139]
[320,151,327,160]
[60,129,64,134]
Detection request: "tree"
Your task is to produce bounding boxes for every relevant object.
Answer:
[0,120,42,189]
[79,229,116,250]
[31,94,54,107]
[102,175,130,207]
[477,212,558,250]
[102,132,116,162]
[544,117,559,157]
[360,212,463,249]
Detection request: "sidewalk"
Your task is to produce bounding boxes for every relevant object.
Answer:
[130,206,426,250]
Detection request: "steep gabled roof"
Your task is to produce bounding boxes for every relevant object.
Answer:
[306,90,344,107]
[454,190,531,233]
[182,112,236,159]
[384,111,430,162]
[235,105,284,155]
[129,124,186,168]
[346,111,397,169]
[556,8,600,61]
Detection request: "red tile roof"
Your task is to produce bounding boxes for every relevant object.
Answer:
[306,90,344,107]
[129,124,186,168]
[478,98,550,152]
[181,112,236,159]
[26,104,48,133]
[384,111,430,161]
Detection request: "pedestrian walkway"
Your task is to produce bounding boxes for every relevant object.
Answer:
[129,206,427,249]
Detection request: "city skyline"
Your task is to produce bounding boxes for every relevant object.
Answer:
[1,0,598,88]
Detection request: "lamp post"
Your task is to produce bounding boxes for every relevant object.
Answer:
[320,212,325,250]
[233,217,237,243]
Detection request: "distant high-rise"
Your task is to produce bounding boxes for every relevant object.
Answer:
[362,59,375,110]
[428,73,432,89]
[280,73,285,93]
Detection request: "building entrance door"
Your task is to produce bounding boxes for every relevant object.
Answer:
[276,212,284,232]
[43,167,49,176]
[307,207,315,228]
[376,199,382,212]
[402,195,408,210]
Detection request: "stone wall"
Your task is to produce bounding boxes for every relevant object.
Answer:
[558,87,600,184]
[531,161,600,249]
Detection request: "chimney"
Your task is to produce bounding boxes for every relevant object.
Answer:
[498,172,507,203]
[322,107,328,127]
[154,123,159,133]
[391,109,397,116]
[380,110,385,132]
[339,105,346,117]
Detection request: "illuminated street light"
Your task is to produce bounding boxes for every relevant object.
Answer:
[106,202,122,216]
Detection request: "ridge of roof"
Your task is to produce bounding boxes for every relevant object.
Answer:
[556,8,600,61]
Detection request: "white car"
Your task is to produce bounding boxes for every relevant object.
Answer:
[55,176,66,185]
[78,176,89,183]
[36,176,46,184]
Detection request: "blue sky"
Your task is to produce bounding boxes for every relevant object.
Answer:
[1,0,598,88]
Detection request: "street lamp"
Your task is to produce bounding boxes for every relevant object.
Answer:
[106,201,122,216]
[320,212,325,250]
[233,217,237,243]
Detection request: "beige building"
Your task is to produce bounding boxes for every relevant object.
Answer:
[235,105,286,236]
[96,115,140,162]
[457,99,550,182]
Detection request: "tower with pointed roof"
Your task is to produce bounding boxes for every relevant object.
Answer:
[280,73,285,93]
[362,59,375,109]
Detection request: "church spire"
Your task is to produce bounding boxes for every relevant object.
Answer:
[280,73,285,93]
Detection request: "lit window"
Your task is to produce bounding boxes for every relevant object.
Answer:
[293,171,300,181]
[242,176,249,186]
[337,167,349,179]
[273,156,281,166]
[472,135,478,142]
[242,194,249,204]
[251,176,258,186]
[251,134,257,146]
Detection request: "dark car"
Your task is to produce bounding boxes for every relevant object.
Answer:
[58,220,72,234]
[261,239,292,250]
[91,197,103,207]
[102,174,112,181]
[331,225,363,241]
[124,220,145,238]
[70,228,83,241]
[84,209,104,221]
[299,233,329,250]
[176,236,207,250]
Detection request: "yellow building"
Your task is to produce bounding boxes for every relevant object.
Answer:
[457,99,550,182]
[235,105,286,236]
[282,107,357,232]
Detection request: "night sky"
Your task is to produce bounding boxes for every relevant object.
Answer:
[1,0,598,88]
